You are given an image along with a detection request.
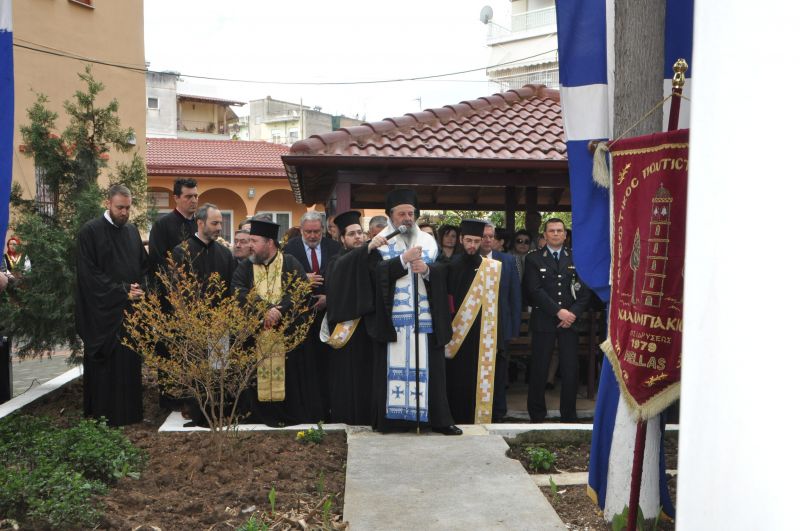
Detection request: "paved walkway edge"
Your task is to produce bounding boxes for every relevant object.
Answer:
[0,366,82,420]
[343,429,566,530]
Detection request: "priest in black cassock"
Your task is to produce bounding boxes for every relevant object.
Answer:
[232,219,321,426]
[365,189,461,435]
[76,185,148,426]
[321,210,380,425]
[148,178,198,279]
[171,203,237,296]
[444,220,503,425]
[148,178,198,408]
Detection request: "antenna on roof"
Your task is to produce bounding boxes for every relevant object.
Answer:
[479,5,493,24]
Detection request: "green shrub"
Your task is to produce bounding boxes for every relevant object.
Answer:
[295,422,326,444]
[524,446,556,473]
[0,414,146,528]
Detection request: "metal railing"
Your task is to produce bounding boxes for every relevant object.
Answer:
[512,6,557,33]
[491,68,560,91]
[487,6,556,40]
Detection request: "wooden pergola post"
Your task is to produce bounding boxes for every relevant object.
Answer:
[524,186,540,235]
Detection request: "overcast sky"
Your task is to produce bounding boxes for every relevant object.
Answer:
[144,0,511,121]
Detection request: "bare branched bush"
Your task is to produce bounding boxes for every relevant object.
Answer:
[123,254,312,454]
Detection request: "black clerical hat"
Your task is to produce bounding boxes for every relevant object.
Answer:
[385,188,417,215]
[460,219,487,238]
[334,210,362,234]
[250,219,280,241]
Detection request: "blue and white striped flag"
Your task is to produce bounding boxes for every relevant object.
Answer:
[555,0,693,520]
[0,0,13,246]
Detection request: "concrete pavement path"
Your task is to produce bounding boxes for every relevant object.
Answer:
[343,426,564,530]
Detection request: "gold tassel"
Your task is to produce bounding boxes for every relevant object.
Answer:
[592,141,611,189]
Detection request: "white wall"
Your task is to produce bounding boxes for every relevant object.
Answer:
[677,1,800,529]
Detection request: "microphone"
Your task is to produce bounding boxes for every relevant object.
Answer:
[384,224,408,240]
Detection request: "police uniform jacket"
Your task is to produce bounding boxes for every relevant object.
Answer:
[523,247,591,333]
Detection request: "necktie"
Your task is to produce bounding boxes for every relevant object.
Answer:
[553,250,559,264]
[310,247,320,274]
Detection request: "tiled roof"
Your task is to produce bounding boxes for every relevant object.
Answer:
[177,94,245,106]
[287,84,565,161]
[146,138,289,178]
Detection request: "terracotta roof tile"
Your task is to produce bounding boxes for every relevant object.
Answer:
[285,84,565,162]
[146,138,288,178]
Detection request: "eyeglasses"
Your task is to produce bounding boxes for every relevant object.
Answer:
[515,239,531,244]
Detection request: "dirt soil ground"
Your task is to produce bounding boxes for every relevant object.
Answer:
[19,374,348,530]
[508,439,678,530]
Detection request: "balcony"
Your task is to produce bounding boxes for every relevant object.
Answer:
[177,119,237,140]
[487,6,557,43]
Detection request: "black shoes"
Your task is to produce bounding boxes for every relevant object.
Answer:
[432,425,463,436]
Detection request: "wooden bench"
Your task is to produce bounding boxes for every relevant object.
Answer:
[505,309,603,400]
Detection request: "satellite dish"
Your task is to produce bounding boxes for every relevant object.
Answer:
[479,5,493,24]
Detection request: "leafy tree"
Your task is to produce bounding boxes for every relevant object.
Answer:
[0,66,151,359]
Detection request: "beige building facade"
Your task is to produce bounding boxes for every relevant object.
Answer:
[11,0,146,200]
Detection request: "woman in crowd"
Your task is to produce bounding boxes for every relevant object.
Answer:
[435,224,461,263]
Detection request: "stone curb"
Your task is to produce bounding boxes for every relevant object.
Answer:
[0,366,82,420]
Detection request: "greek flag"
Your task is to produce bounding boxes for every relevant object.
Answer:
[555,0,693,519]
[0,0,12,245]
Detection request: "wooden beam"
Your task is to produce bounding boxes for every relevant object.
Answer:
[505,186,518,229]
[548,188,565,208]
[349,200,571,212]
[333,182,351,214]
[337,170,569,188]
[524,187,541,234]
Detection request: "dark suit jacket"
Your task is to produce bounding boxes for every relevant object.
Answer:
[523,247,591,333]
[491,250,522,347]
[282,237,342,295]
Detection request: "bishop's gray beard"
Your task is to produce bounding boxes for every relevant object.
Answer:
[398,222,417,246]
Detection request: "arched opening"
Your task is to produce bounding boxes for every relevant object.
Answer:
[255,189,307,238]
[198,188,248,244]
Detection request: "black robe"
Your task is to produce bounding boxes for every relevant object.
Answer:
[147,209,197,284]
[325,246,375,425]
[75,215,148,426]
[147,210,196,407]
[445,253,484,424]
[172,235,237,296]
[366,249,455,432]
[232,253,324,426]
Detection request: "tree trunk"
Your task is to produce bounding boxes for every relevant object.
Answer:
[614,0,665,139]
[603,0,667,523]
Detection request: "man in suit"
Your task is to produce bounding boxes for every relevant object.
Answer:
[282,211,342,420]
[523,218,591,422]
[479,223,522,421]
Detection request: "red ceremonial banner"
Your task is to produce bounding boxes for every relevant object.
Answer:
[601,128,689,420]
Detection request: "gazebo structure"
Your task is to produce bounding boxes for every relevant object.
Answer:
[282,84,568,233]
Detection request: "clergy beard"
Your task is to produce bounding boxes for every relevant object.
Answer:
[398,222,417,246]
[109,212,128,227]
[249,250,270,264]
[464,251,483,268]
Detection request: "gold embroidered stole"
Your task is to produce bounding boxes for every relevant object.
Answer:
[254,252,286,402]
[444,257,502,424]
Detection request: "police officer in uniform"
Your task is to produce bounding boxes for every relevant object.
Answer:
[523,218,591,422]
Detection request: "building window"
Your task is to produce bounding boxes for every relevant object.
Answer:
[220,210,234,244]
[148,191,169,209]
[147,97,159,110]
[35,166,55,217]
[256,211,291,239]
